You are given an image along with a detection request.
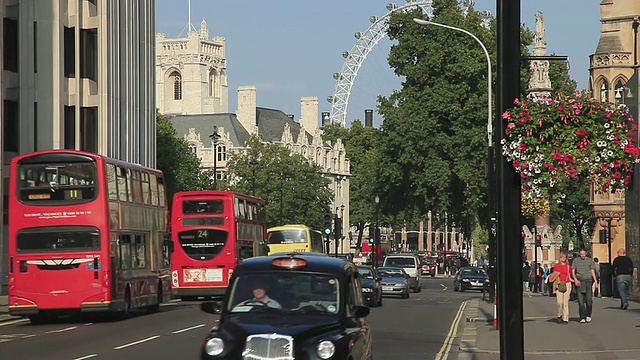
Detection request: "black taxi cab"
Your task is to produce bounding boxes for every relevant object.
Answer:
[199,252,373,360]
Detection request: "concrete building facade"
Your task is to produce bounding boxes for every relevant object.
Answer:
[0,0,157,291]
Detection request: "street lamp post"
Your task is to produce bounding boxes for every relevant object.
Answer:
[374,196,380,268]
[334,205,345,257]
[413,16,497,302]
[249,158,258,196]
[209,126,221,190]
[279,174,285,225]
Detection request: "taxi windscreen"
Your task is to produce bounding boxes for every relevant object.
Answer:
[227,273,340,314]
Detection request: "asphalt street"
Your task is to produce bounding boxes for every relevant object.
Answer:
[0,276,484,360]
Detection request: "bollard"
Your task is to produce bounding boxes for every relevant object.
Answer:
[493,296,497,329]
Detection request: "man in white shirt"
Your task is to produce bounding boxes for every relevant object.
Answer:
[242,284,282,308]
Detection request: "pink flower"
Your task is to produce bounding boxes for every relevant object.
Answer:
[518,143,527,151]
[557,104,566,111]
[502,111,511,120]
[513,160,520,167]
[553,152,562,160]
[574,129,588,136]
[614,172,622,179]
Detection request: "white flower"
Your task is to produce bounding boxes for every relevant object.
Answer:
[607,150,613,156]
[597,141,607,147]
[584,157,590,162]
[607,135,615,141]
[595,156,600,162]
[604,123,610,128]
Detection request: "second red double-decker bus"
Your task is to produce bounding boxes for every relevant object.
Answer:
[170,191,267,300]
[8,150,172,322]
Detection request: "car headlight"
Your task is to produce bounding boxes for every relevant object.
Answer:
[394,283,405,287]
[363,288,373,293]
[462,279,470,282]
[317,340,335,359]
[205,337,224,356]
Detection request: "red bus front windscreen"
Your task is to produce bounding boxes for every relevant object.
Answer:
[178,229,227,261]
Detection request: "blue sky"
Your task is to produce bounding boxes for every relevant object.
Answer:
[155,0,601,127]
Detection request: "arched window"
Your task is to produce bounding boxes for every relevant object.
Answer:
[188,144,196,154]
[209,70,217,97]
[600,81,608,102]
[217,145,226,162]
[172,72,182,100]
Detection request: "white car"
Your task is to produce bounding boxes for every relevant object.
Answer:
[382,254,422,292]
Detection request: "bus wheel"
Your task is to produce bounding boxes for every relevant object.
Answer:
[28,314,47,324]
[147,281,162,313]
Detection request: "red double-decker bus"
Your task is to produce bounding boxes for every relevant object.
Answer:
[7,150,171,322]
[170,191,267,300]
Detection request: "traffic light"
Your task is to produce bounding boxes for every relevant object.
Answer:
[535,234,541,247]
[324,213,332,235]
[599,229,607,244]
[375,227,381,244]
[368,225,375,243]
[334,217,343,239]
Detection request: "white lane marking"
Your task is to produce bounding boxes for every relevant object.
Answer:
[72,354,97,360]
[114,335,160,350]
[435,300,467,360]
[172,324,206,334]
[0,318,30,327]
[0,339,12,343]
[46,326,77,334]
[22,334,36,338]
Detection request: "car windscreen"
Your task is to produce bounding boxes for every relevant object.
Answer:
[376,268,404,277]
[461,268,485,276]
[227,272,340,314]
[358,267,374,279]
[384,257,416,268]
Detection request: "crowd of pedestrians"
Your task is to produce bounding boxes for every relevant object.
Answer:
[525,247,634,325]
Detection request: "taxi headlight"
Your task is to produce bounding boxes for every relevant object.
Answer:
[205,337,224,356]
[363,288,373,293]
[317,340,335,359]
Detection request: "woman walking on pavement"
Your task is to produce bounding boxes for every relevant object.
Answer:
[552,253,577,324]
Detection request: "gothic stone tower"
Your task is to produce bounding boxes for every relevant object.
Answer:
[589,1,640,269]
[156,18,229,115]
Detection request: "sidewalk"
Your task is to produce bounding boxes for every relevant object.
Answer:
[458,293,640,359]
[0,295,22,323]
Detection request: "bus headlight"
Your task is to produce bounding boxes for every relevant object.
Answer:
[205,337,224,356]
[317,340,335,359]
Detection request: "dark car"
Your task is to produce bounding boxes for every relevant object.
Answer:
[376,266,410,298]
[357,265,382,307]
[453,267,490,292]
[421,257,437,277]
[199,253,373,360]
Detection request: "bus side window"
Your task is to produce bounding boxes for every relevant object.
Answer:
[117,166,128,202]
[149,174,159,206]
[141,172,150,205]
[106,163,118,201]
[132,170,142,204]
[239,245,253,261]
[134,234,146,268]
[157,177,166,207]
[126,169,134,203]
[119,235,132,269]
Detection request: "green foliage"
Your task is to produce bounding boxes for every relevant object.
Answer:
[549,181,596,249]
[223,134,334,229]
[377,1,492,229]
[323,120,383,248]
[155,111,214,206]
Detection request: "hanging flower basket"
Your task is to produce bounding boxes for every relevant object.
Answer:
[501,92,639,202]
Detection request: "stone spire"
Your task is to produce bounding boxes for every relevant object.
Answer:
[527,10,553,98]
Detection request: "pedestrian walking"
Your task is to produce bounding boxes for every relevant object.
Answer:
[612,248,633,310]
[592,257,600,297]
[542,264,550,295]
[522,262,530,292]
[552,253,575,324]
[572,248,598,323]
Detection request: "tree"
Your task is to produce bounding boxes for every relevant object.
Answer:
[549,182,595,249]
[156,111,214,206]
[323,120,383,250]
[377,0,493,231]
[223,134,334,229]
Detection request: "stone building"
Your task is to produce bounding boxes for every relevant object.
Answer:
[156,20,351,252]
[167,88,352,253]
[155,18,228,115]
[588,1,640,271]
[0,0,157,291]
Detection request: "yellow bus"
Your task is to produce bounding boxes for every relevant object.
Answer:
[266,224,325,255]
